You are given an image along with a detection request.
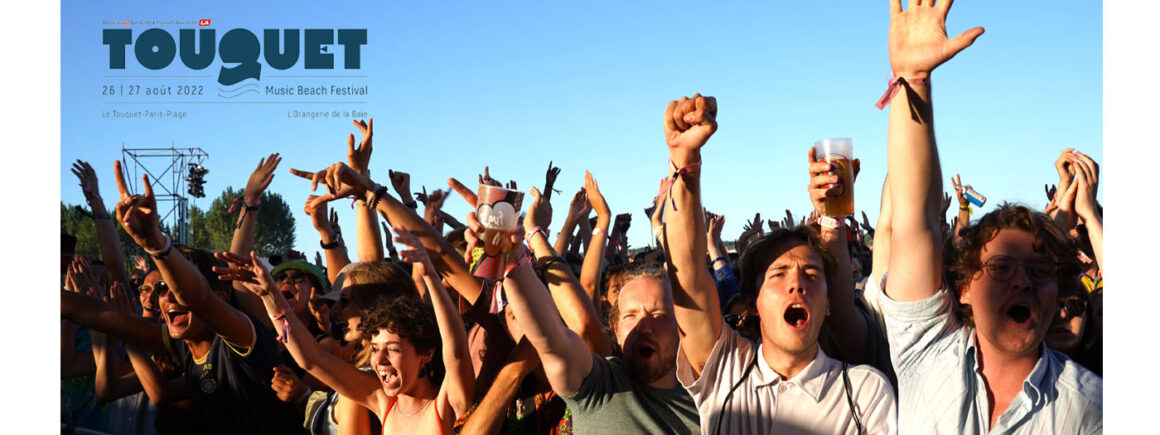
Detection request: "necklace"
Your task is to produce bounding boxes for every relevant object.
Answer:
[397,397,432,417]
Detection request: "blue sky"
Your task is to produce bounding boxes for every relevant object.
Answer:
[60,0,1102,256]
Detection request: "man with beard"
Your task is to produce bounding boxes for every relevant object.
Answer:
[500,239,700,433]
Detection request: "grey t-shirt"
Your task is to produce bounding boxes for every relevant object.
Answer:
[562,353,701,435]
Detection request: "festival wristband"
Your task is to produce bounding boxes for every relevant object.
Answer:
[874,75,930,110]
[269,304,292,344]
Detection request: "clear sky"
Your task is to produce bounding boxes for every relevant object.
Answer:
[59,0,1102,257]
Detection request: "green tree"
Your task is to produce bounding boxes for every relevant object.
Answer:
[188,187,296,256]
[61,202,147,275]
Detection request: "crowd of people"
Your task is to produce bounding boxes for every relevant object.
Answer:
[61,3,1102,434]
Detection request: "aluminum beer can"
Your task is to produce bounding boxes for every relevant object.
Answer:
[964,186,986,207]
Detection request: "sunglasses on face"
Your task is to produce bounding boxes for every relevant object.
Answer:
[142,280,169,295]
[275,273,308,285]
[1059,298,1087,318]
[723,314,760,330]
[977,255,1058,285]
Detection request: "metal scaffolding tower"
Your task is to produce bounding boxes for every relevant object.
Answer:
[120,144,209,245]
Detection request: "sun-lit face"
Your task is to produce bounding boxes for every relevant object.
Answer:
[1045,293,1087,354]
[960,229,1058,358]
[369,328,433,397]
[754,242,829,357]
[274,269,314,317]
[614,276,679,385]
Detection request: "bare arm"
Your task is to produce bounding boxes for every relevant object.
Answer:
[661,94,721,378]
[458,339,541,435]
[883,1,982,302]
[393,227,475,419]
[807,149,868,362]
[870,177,892,289]
[61,290,167,355]
[579,172,611,304]
[70,160,127,284]
[335,394,372,435]
[554,188,588,256]
[112,161,255,351]
[1072,152,1103,269]
[229,154,281,329]
[523,188,613,357]
[216,250,387,416]
[126,346,191,406]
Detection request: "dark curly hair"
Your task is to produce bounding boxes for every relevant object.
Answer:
[737,226,838,307]
[944,203,1079,327]
[358,295,444,382]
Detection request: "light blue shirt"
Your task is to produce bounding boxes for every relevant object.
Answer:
[880,286,1102,434]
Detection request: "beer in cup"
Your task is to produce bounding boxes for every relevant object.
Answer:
[814,138,855,217]
[475,184,525,256]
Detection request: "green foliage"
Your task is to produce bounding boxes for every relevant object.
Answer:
[60,202,147,275]
[187,188,296,256]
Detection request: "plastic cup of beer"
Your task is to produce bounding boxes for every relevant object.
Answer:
[476,184,525,256]
[814,138,855,217]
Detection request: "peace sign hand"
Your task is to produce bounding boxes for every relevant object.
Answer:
[113,160,166,251]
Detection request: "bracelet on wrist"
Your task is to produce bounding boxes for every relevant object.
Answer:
[320,238,342,250]
[403,200,418,210]
[144,233,173,260]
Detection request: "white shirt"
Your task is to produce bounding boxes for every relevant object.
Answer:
[879,279,1102,434]
[676,326,897,434]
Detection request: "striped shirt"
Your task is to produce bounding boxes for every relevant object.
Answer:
[880,284,1102,434]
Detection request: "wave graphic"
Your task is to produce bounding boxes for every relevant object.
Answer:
[217,81,259,98]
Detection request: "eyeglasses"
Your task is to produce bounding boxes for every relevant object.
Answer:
[142,280,169,295]
[275,273,308,285]
[977,255,1058,284]
[723,314,759,330]
[1058,298,1087,318]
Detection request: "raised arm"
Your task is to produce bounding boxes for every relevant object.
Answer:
[306,197,351,284]
[950,174,970,237]
[579,172,611,303]
[70,160,126,284]
[554,188,589,256]
[1072,152,1102,269]
[112,160,254,350]
[883,0,982,302]
[298,164,484,304]
[348,119,386,262]
[807,148,868,362]
[214,250,387,416]
[91,281,148,403]
[523,187,612,356]
[661,93,721,378]
[870,177,892,289]
[458,338,541,435]
[393,227,474,420]
[229,153,282,327]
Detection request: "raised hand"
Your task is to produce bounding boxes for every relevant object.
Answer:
[524,187,553,234]
[107,281,138,317]
[212,251,277,298]
[612,213,632,240]
[328,208,343,242]
[71,160,103,205]
[1054,148,1077,200]
[707,213,726,241]
[941,192,952,216]
[131,255,150,273]
[245,153,282,203]
[664,93,718,165]
[860,211,875,236]
[951,174,968,206]
[569,187,591,220]
[1044,184,1057,203]
[290,162,373,207]
[65,257,102,299]
[767,219,779,232]
[543,161,562,202]
[782,210,796,229]
[448,177,479,207]
[388,169,412,200]
[113,160,165,250]
[394,227,439,277]
[1072,152,1100,218]
[585,171,610,224]
[347,118,373,175]
[888,0,984,77]
[743,212,763,235]
[479,166,502,187]
[271,365,307,403]
[304,195,334,235]
[380,222,398,259]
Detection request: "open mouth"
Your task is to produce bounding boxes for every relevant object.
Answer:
[281,290,297,302]
[167,310,190,327]
[1006,304,1032,326]
[637,343,656,360]
[783,304,809,329]
[377,369,399,388]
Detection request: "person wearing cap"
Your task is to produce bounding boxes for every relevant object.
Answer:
[271,260,331,340]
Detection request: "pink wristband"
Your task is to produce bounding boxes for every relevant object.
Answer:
[269,305,292,344]
[656,160,702,212]
[874,75,930,110]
